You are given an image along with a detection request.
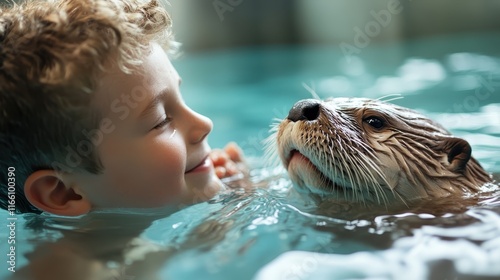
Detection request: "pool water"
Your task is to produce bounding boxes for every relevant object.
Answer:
[1,33,500,280]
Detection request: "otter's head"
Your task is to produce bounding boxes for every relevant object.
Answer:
[269,98,491,206]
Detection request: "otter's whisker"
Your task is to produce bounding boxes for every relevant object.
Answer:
[354,151,384,204]
[376,94,404,103]
[351,152,371,203]
[358,149,391,207]
[271,96,494,211]
[392,187,409,208]
[302,82,321,100]
[263,137,280,168]
[337,143,356,201]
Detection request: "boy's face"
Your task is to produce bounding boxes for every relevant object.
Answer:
[69,43,222,210]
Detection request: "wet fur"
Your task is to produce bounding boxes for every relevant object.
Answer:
[266,98,494,209]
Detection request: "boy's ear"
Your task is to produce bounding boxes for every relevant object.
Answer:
[439,137,472,173]
[24,170,91,216]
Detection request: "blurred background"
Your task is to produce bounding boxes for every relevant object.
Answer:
[167,0,500,52]
[165,0,500,169]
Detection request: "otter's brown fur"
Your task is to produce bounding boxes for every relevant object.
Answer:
[268,98,493,207]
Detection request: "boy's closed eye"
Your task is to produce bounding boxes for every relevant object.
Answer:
[153,115,172,130]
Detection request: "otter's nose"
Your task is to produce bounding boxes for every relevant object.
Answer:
[287,99,321,122]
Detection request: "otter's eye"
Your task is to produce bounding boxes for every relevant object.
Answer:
[364,116,385,129]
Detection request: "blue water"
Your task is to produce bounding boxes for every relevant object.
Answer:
[1,33,500,280]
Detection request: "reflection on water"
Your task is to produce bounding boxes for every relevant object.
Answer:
[2,211,177,280]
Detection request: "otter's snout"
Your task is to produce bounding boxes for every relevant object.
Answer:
[287,99,321,122]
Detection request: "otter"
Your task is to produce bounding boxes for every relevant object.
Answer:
[267,98,496,209]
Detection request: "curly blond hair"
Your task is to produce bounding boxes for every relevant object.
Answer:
[0,0,174,213]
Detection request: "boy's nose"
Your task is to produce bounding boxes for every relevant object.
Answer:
[187,109,213,144]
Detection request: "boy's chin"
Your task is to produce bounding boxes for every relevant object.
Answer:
[183,175,224,205]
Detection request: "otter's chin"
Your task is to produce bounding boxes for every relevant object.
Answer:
[287,151,340,195]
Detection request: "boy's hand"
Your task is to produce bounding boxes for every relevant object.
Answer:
[210,142,247,179]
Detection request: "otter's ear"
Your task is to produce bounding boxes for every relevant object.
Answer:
[440,137,471,172]
[24,170,91,216]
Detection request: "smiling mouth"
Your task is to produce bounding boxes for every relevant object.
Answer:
[185,155,211,174]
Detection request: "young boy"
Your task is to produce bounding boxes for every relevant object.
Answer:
[0,0,244,216]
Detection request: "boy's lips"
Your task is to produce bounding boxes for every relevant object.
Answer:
[185,155,212,174]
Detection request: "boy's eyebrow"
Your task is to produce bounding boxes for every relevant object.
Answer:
[138,79,181,119]
[138,88,169,119]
